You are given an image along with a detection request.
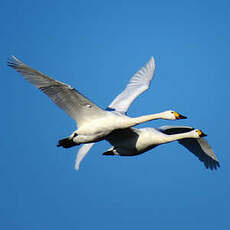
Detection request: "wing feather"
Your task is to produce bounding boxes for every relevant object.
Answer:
[8,56,106,127]
[75,143,95,170]
[159,126,220,170]
[108,57,155,113]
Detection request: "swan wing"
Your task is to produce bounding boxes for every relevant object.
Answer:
[74,57,154,170]
[159,126,220,170]
[75,143,95,170]
[108,57,155,113]
[74,124,138,171]
[105,128,139,145]
[8,56,106,127]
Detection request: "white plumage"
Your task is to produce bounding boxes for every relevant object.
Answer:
[9,56,218,170]
[76,58,219,170]
[8,56,184,153]
[104,126,219,170]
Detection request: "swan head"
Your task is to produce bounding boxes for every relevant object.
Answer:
[194,129,207,138]
[162,110,187,120]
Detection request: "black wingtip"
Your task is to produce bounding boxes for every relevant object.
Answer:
[204,159,220,170]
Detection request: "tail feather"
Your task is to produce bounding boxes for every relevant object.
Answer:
[57,137,78,148]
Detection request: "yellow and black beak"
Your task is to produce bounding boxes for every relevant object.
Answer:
[174,112,187,120]
[198,130,207,137]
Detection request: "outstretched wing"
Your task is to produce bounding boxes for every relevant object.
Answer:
[108,57,155,113]
[159,126,220,170]
[8,56,106,128]
[75,57,155,169]
[75,143,95,170]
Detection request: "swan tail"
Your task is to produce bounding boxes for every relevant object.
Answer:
[57,137,78,148]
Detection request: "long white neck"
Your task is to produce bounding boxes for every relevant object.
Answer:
[130,112,171,126]
[161,131,198,144]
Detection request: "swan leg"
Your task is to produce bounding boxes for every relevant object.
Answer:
[73,134,104,144]
[103,146,144,156]
[58,131,104,148]
[57,136,79,148]
[103,150,115,156]
[103,147,120,156]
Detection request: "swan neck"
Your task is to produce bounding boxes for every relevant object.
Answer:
[131,113,166,125]
[164,132,195,143]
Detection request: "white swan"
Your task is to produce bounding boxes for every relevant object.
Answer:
[104,126,220,170]
[8,56,186,148]
[74,58,187,170]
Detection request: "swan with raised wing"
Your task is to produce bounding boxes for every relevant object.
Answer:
[8,56,186,149]
[74,57,187,170]
[74,59,219,171]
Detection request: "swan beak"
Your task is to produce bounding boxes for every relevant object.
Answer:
[198,130,207,137]
[174,112,187,120]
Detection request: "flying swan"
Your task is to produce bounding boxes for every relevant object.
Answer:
[74,62,219,171]
[104,126,220,170]
[8,56,186,148]
[74,57,188,170]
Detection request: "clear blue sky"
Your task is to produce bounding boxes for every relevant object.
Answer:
[1,0,230,229]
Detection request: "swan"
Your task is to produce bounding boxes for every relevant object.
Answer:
[74,59,187,170]
[74,72,219,171]
[8,56,186,148]
[104,126,220,170]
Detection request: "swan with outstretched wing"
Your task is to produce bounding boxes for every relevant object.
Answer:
[103,126,219,170]
[75,57,186,169]
[8,56,186,169]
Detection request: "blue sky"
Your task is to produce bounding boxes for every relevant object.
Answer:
[1,0,230,229]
